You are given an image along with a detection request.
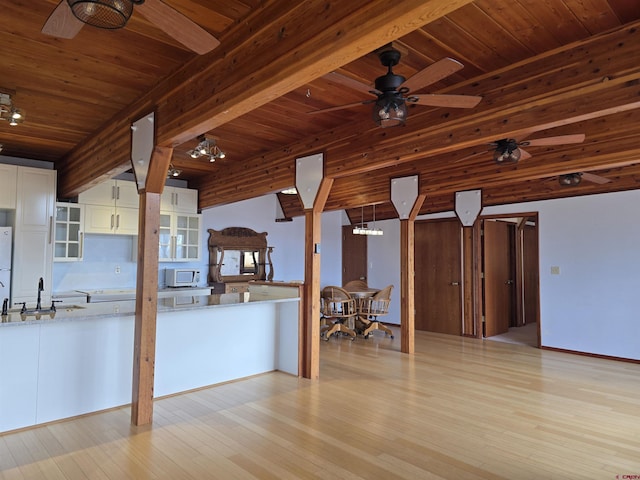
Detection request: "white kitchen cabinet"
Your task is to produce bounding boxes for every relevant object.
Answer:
[0,163,17,209]
[160,186,197,214]
[54,203,84,261]
[159,213,201,262]
[78,179,139,235]
[12,167,56,305]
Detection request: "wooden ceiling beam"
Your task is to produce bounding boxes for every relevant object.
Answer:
[195,21,640,209]
[57,0,472,198]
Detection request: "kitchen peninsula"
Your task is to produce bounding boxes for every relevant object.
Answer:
[0,282,301,433]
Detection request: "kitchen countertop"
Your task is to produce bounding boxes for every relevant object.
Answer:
[0,291,299,326]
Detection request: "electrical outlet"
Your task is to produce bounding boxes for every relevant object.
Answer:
[115,265,121,274]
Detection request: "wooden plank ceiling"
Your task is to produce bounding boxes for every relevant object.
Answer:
[0,0,639,223]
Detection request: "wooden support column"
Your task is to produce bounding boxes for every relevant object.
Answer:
[301,177,333,379]
[399,194,426,354]
[130,143,172,426]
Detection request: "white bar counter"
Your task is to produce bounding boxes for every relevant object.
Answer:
[0,283,301,433]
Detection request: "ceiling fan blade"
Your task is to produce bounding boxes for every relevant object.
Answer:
[136,0,220,54]
[401,57,465,93]
[41,1,84,39]
[323,72,376,95]
[519,148,532,160]
[524,134,586,147]
[581,172,612,184]
[408,94,482,108]
[452,149,491,164]
[307,100,374,114]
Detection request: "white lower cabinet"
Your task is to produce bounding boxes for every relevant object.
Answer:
[159,213,201,262]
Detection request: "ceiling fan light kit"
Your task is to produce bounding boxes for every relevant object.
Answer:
[559,173,582,186]
[67,0,144,29]
[493,139,522,164]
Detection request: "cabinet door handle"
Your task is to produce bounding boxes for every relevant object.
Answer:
[175,193,178,206]
[110,214,115,229]
[116,214,120,229]
[79,232,84,258]
[48,216,53,244]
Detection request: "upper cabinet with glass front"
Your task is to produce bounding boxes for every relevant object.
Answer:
[54,202,84,262]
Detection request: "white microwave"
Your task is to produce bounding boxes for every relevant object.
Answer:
[165,268,200,287]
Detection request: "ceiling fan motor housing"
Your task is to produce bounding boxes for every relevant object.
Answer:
[493,138,521,164]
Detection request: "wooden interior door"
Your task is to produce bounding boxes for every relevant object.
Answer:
[342,225,367,285]
[415,219,462,335]
[483,220,513,337]
[522,223,539,325]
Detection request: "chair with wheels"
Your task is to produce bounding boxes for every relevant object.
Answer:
[357,284,394,339]
[320,286,358,341]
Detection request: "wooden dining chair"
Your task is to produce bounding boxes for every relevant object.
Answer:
[320,286,358,341]
[357,284,394,339]
[342,279,368,291]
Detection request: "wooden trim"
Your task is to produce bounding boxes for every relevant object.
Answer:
[144,146,173,194]
[462,226,474,336]
[540,346,640,365]
[301,177,333,379]
[399,219,415,354]
[131,192,161,426]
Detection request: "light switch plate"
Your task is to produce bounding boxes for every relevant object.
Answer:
[550,266,560,275]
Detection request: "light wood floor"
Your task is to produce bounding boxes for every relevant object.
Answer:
[2,328,640,479]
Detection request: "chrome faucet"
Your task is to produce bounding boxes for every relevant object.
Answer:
[36,277,44,311]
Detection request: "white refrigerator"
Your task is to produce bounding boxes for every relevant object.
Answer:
[0,227,12,302]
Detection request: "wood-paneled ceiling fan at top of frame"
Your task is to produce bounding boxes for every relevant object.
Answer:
[41,0,220,54]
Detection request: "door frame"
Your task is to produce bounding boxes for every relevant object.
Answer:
[472,212,540,346]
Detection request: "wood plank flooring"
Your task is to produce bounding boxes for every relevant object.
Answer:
[2,328,640,479]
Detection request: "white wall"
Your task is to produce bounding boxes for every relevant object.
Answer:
[200,194,343,287]
[481,190,640,360]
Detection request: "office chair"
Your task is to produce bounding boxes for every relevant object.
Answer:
[357,284,394,339]
[320,286,358,341]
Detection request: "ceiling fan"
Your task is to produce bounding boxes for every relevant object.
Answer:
[558,172,612,186]
[308,46,482,127]
[41,0,220,55]
[456,134,587,164]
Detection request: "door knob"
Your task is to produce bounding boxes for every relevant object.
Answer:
[450,281,460,286]
[505,280,514,285]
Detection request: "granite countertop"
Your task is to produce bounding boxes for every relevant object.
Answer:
[0,291,300,327]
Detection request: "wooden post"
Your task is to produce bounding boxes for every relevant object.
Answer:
[300,178,333,379]
[131,191,161,425]
[130,145,172,426]
[399,194,426,354]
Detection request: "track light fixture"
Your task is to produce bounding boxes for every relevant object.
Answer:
[67,0,145,29]
[0,92,25,126]
[167,163,181,178]
[187,135,226,162]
